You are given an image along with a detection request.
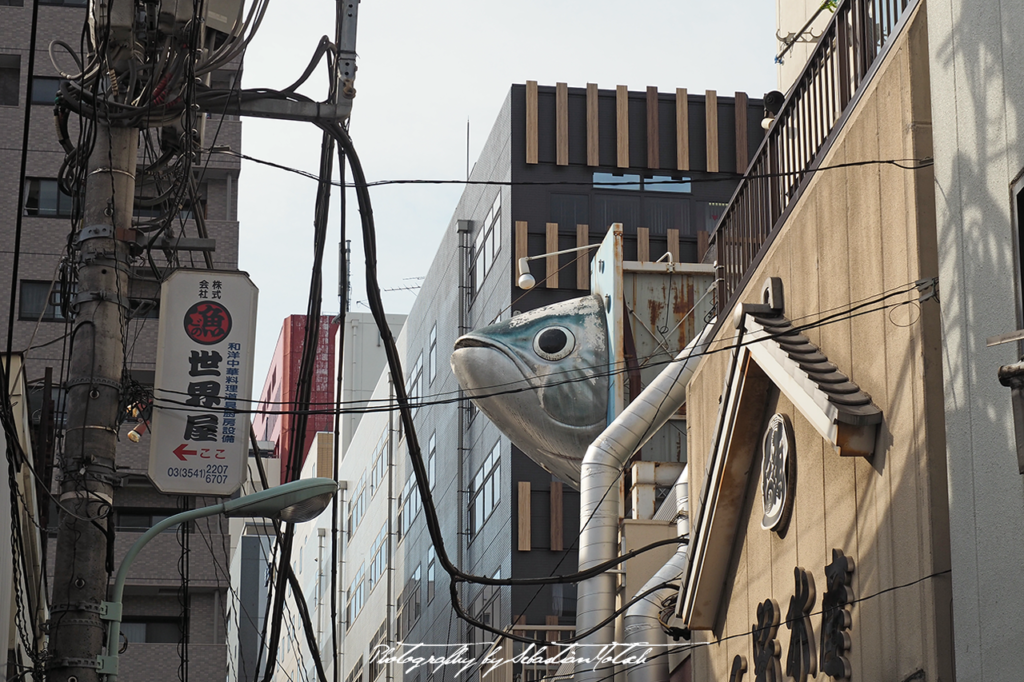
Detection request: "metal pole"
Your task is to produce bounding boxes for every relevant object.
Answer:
[49,120,138,682]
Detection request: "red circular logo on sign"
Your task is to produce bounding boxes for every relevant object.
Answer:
[183,301,232,345]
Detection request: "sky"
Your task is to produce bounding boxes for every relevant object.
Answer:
[236,0,780,383]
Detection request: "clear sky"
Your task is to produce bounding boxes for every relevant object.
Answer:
[236,0,779,383]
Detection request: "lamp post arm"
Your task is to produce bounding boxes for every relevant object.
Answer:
[103,503,226,680]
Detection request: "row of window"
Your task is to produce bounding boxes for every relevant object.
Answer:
[19,279,160,323]
[469,441,501,537]
[20,177,206,221]
[472,192,503,295]
[0,62,84,109]
[367,621,387,680]
[367,525,387,591]
[396,565,422,641]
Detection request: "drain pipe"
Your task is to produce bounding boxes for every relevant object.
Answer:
[575,321,713,681]
[622,469,689,682]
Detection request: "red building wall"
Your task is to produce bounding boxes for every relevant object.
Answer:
[251,315,338,483]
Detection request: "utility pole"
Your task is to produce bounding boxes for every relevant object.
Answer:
[48,124,138,681]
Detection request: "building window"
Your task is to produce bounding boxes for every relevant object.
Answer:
[469,578,501,650]
[369,428,388,497]
[115,509,176,532]
[0,54,19,106]
[345,657,363,682]
[367,524,387,592]
[428,324,437,384]
[30,76,60,105]
[0,0,26,6]
[407,353,423,417]
[39,0,87,5]
[396,565,422,639]
[345,563,366,628]
[120,618,181,644]
[23,177,75,217]
[19,280,67,322]
[397,474,421,541]
[368,621,387,680]
[469,441,501,538]
[427,547,436,603]
[427,433,436,490]
[346,471,367,538]
[471,193,502,295]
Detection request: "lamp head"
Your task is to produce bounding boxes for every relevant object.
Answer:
[761,90,785,130]
[222,477,338,523]
[517,257,536,289]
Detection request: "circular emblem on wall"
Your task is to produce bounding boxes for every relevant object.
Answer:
[183,301,232,345]
[761,413,795,532]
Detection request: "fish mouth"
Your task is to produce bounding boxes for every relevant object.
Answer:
[452,332,537,396]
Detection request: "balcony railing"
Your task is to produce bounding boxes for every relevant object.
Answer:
[707,0,919,310]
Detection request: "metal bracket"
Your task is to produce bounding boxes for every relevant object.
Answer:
[50,601,106,615]
[76,224,115,244]
[916,277,939,303]
[96,655,119,675]
[65,376,123,391]
[48,657,103,670]
[71,290,129,310]
[99,601,121,621]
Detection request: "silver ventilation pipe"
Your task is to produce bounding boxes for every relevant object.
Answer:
[622,469,689,682]
[575,320,713,681]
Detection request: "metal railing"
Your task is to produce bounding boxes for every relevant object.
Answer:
[707,0,919,309]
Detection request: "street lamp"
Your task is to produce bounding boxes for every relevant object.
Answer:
[98,477,339,680]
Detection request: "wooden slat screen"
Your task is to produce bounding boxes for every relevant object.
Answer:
[616,85,629,168]
[676,88,689,171]
[526,80,538,164]
[705,89,719,173]
[556,82,569,166]
[518,481,531,551]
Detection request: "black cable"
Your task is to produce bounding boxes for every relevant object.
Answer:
[259,49,340,682]
[147,279,930,420]
[212,148,934,189]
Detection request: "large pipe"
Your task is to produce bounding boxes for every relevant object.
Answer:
[575,321,713,681]
[622,469,689,682]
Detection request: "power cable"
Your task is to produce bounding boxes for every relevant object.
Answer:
[146,278,931,421]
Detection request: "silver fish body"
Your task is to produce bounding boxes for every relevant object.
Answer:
[451,295,609,489]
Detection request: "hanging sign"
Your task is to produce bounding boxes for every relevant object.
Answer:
[149,270,258,495]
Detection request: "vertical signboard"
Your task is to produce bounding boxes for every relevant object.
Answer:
[149,270,258,495]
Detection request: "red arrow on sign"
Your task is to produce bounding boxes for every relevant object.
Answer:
[173,444,197,461]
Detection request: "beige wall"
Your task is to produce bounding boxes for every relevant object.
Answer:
[685,7,952,681]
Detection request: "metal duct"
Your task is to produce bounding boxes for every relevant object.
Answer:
[575,321,713,682]
[622,469,689,682]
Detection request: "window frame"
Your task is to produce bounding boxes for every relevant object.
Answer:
[0,54,20,107]
[470,192,502,300]
[23,177,75,218]
[468,441,501,539]
[18,280,67,322]
[428,324,438,384]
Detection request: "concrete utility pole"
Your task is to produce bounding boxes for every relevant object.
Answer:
[48,71,139,682]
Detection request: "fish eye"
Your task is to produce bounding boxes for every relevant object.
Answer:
[534,326,576,361]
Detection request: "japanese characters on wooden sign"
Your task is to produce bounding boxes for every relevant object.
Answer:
[149,270,258,495]
[749,551,855,682]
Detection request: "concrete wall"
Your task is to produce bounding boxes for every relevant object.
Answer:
[685,7,953,681]
[927,0,1024,678]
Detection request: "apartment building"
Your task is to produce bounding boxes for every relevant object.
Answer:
[0,2,243,679]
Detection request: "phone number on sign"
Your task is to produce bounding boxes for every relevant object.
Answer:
[166,464,230,485]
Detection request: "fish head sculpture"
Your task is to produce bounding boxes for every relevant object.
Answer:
[451,294,609,489]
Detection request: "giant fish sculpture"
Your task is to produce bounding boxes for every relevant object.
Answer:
[450,295,609,489]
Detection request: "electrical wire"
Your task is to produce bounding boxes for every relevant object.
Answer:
[210,147,934,189]
[146,278,932,421]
